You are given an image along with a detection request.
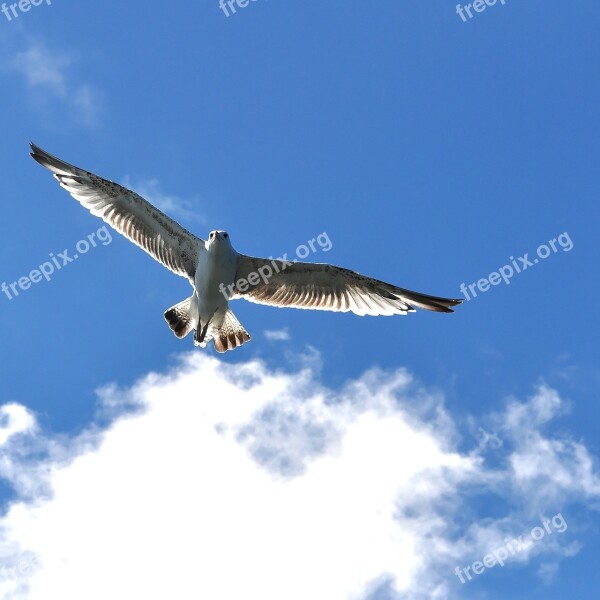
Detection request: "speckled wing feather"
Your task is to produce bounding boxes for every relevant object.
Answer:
[233,256,462,316]
[30,143,203,282]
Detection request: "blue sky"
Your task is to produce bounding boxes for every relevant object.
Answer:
[0,1,599,598]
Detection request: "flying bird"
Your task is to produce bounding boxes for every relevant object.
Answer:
[30,143,461,352]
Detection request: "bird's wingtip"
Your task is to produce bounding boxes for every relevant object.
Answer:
[30,141,46,161]
[30,142,49,167]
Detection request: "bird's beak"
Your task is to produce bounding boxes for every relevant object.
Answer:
[214,232,222,241]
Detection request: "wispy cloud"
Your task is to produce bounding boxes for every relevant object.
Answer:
[6,41,103,126]
[0,357,598,599]
[9,45,68,92]
[121,176,204,223]
[263,328,290,341]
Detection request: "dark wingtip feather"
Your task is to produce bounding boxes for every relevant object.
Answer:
[397,290,463,313]
[30,141,47,162]
[29,143,81,176]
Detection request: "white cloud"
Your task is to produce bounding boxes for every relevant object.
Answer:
[494,385,600,508]
[0,357,598,600]
[0,404,35,447]
[263,328,290,341]
[6,41,102,126]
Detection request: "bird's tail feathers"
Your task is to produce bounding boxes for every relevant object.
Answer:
[196,307,251,352]
[194,321,210,347]
[164,297,195,339]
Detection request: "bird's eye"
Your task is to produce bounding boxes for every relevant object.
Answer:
[210,232,214,239]
[223,233,228,238]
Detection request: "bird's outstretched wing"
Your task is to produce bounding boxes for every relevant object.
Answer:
[30,143,204,282]
[233,256,461,316]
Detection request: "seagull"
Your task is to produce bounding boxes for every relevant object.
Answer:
[30,143,461,352]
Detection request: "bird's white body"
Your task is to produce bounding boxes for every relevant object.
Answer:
[193,232,238,330]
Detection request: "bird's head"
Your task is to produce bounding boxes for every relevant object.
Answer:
[208,230,232,250]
